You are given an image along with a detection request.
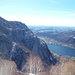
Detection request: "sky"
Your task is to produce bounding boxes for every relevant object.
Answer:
[0,0,75,26]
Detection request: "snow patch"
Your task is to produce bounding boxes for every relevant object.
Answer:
[29,73,35,75]
[73,37,75,39]
[11,42,16,51]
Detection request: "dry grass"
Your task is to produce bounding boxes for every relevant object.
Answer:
[0,56,75,75]
[61,60,75,75]
[24,54,45,74]
[49,57,75,75]
[0,58,17,75]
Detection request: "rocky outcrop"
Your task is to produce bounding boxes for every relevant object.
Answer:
[0,17,57,71]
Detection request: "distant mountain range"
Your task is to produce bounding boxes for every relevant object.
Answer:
[30,26,75,48]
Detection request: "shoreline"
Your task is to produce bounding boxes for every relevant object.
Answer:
[38,36,75,49]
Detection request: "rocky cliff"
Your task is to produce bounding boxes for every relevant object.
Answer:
[0,17,57,72]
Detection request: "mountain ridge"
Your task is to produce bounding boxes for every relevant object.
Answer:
[0,17,57,71]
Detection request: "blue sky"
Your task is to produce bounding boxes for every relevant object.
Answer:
[0,0,75,26]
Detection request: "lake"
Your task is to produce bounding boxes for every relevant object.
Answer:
[48,44,75,57]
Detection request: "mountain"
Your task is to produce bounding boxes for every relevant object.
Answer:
[0,17,75,75]
[32,27,75,48]
[0,17,57,72]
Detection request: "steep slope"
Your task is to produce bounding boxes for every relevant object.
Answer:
[0,17,57,71]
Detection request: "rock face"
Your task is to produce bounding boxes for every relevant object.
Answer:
[0,17,57,71]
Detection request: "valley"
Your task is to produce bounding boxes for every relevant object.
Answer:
[29,26,75,57]
[29,26,75,48]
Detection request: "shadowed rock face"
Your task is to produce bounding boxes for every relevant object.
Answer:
[0,33,13,59]
[0,17,57,71]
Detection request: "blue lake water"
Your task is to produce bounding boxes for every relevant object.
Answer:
[48,44,75,57]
